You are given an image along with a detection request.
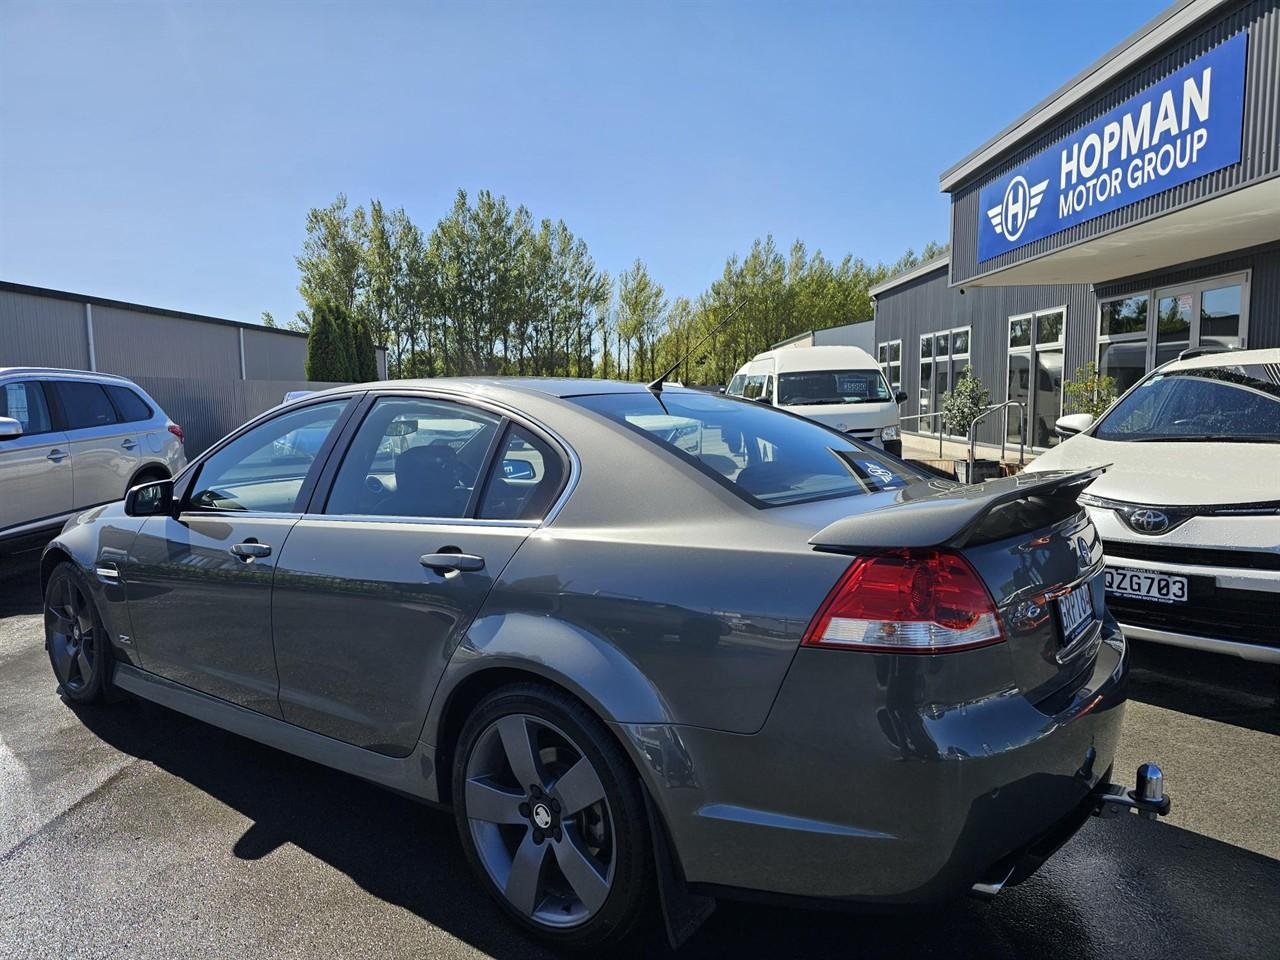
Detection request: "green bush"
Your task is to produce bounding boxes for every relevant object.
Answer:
[940,368,990,437]
[1064,361,1118,419]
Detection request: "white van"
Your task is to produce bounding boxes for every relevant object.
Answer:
[725,346,906,456]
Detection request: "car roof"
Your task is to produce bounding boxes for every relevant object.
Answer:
[0,366,138,385]
[1159,347,1280,372]
[306,376,672,402]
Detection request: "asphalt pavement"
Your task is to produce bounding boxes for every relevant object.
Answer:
[1,552,1278,960]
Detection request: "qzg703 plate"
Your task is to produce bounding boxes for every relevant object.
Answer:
[1105,567,1188,603]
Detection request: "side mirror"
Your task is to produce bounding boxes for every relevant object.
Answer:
[0,416,22,439]
[125,478,174,517]
[1054,413,1095,438]
[894,391,908,405]
[754,394,771,404]
[501,458,536,481]
[717,387,726,395]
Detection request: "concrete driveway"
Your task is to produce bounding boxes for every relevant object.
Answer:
[1,552,1277,959]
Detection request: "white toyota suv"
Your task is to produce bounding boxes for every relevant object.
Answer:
[1028,348,1279,664]
[0,368,186,548]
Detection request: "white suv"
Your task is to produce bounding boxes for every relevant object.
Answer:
[0,368,186,546]
[1028,348,1280,664]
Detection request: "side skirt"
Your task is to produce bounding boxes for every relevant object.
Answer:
[113,663,441,802]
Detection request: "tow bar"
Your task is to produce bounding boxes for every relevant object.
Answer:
[1094,763,1172,820]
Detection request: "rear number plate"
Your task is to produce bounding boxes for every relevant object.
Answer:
[1105,567,1188,603]
[1057,582,1095,644]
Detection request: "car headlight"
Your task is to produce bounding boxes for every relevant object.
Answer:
[880,425,900,441]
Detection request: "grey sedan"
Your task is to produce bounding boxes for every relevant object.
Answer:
[41,379,1155,951]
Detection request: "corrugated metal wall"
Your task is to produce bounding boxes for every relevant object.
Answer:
[950,0,1280,284]
[0,284,379,456]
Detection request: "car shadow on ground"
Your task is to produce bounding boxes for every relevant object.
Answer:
[1127,639,1280,735]
[67,694,1280,960]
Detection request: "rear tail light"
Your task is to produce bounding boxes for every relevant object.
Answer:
[802,549,1005,654]
[167,423,185,444]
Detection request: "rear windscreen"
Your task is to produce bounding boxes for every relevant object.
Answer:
[572,391,921,507]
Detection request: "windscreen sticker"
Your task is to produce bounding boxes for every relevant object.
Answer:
[836,374,869,396]
[851,459,907,489]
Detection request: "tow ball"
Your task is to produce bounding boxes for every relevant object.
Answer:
[1094,763,1172,820]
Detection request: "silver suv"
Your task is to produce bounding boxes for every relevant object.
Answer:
[0,368,186,545]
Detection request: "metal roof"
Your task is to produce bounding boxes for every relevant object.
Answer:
[938,0,1232,192]
[867,255,950,298]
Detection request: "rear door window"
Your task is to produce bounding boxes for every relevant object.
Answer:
[573,391,921,507]
[478,424,566,521]
[0,381,53,434]
[52,381,118,429]
[105,385,153,423]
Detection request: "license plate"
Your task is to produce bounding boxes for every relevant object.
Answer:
[1057,582,1095,644]
[1105,567,1188,604]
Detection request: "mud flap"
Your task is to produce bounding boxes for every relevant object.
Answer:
[643,789,715,949]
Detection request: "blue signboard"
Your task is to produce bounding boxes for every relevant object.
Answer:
[977,32,1248,262]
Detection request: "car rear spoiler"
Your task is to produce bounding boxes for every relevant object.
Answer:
[809,466,1107,553]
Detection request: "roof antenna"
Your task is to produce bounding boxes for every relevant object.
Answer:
[647,296,749,394]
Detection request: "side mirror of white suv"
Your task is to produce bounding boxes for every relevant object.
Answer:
[0,416,23,439]
[1055,413,1095,438]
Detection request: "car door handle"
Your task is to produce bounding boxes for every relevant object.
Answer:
[230,542,272,561]
[47,449,69,463]
[419,552,485,573]
[121,439,138,451]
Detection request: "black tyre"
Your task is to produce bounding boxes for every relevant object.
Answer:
[452,683,652,951]
[44,562,111,703]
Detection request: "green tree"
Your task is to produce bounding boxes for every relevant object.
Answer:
[1064,361,1118,419]
[940,368,991,436]
[351,311,378,381]
[616,261,667,379]
[296,194,366,326]
[260,311,276,328]
[305,300,349,381]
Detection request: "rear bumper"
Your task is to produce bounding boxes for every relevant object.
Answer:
[625,619,1129,903]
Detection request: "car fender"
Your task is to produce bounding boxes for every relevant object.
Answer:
[421,608,673,751]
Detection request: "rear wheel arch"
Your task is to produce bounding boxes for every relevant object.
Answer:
[127,462,170,490]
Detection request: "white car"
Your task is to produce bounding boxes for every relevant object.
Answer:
[1028,348,1280,664]
[0,368,187,547]
[726,346,906,455]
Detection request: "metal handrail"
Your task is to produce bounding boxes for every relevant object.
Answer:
[968,400,1026,480]
[897,410,947,458]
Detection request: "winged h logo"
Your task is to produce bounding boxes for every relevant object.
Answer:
[987,176,1050,242]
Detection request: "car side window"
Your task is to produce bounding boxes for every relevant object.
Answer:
[478,424,565,521]
[0,381,53,435]
[189,400,349,513]
[105,385,153,423]
[324,396,500,519]
[52,381,118,430]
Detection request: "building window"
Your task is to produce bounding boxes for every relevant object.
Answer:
[1097,271,1249,396]
[877,339,902,392]
[917,326,970,436]
[1007,308,1065,449]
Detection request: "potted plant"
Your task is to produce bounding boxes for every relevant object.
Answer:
[940,369,997,483]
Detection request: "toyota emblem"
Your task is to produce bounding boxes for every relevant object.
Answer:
[1126,508,1171,534]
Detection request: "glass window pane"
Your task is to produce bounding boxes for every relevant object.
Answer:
[573,391,924,507]
[878,344,887,364]
[325,397,499,518]
[1097,341,1147,395]
[0,381,52,434]
[919,360,933,421]
[1036,311,1064,345]
[191,400,349,513]
[106,385,152,423]
[778,370,890,406]
[1200,284,1243,348]
[741,375,767,400]
[951,329,970,355]
[52,381,118,429]
[1101,296,1148,337]
[920,337,933,359]
[1033,349,1064,448]
[1006,354,1030,444]
[1009,317,1031,348]
[479,424,566,520]
[1155,292,1192,365]
[889,341,901,363]
[935,333,950,357]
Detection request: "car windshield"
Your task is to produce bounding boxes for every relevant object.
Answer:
[777,369,890,406]
[573,391,922,507]
[1094,362,1280,443]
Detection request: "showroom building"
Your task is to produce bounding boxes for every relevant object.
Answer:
[872,0,1279,451]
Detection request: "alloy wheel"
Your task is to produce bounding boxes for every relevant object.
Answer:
[463,713,615,928]
[45,577,97,694]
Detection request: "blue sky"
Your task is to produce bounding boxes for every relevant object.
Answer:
[1,0,1167,325]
